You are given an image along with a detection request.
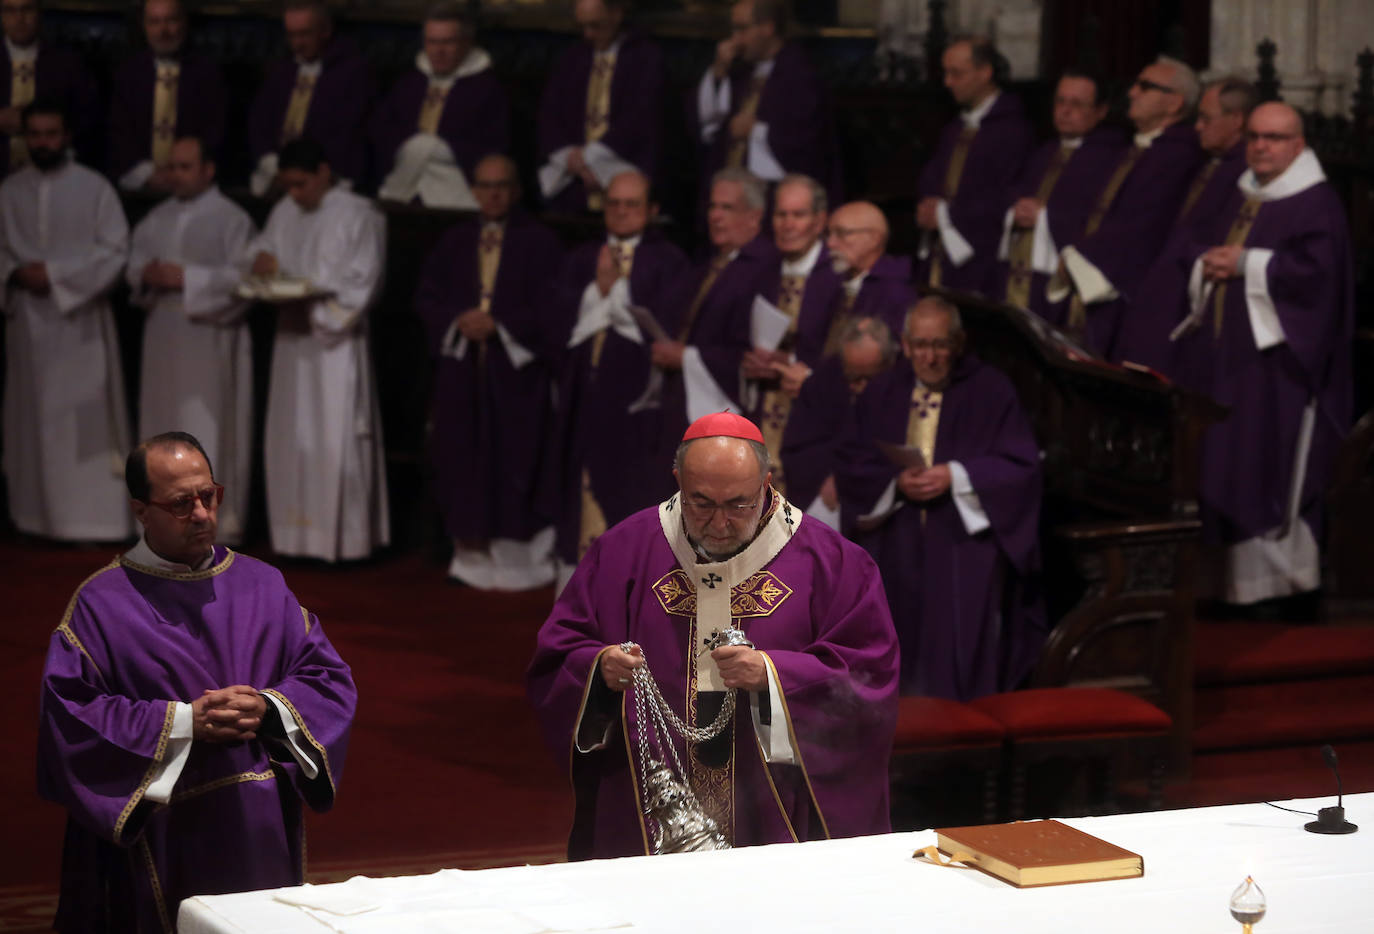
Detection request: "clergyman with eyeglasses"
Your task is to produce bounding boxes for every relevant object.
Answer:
[36,430,357,932]
[1165,101,1353,606]
[1045,54,1206,357]
[837,296,1046,701]
[529,411,898,859]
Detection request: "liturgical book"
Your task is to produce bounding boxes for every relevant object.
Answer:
[934,820,1144,888]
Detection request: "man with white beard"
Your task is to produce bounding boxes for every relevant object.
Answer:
[248,136,389,562]
[0,101,132,541]
[128,135,255,543]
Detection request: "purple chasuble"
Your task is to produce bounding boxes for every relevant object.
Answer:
[370,65,510,183]
[994,126,1127,326]
[850,253,917,339]
[697,42,843,206]
[779,357,861,513]
[36,546,355,933]
[914,92,1034,296]
[536,30,665,213]
[1068,121,1205,357]
[0,42,100,175]
[837,356,1046,699]
[416,211,564,542]
[248,37,377,188]
[1174,181,1353,546]
[756,246,845,367]
[108,49,228,177]
[547,233,691,564]
[1114,140,1249,370]
[527,498,899,859]
[657,236,777,462]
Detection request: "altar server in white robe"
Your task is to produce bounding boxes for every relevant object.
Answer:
[248,137,389,561]
[0,101,133,541]
[128,136,255,543]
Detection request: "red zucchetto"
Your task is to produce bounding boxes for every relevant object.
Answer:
[681,411,765,444]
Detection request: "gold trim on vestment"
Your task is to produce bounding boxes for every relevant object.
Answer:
[260,688,335,797]
[686,614,736,843]
[619,689,654,856]
[300,605,312,634]
[114,701,177,846]
[55,558,122,679]
[118,548,236,581]
[567,646,614,776]
[165,770,276,806]
[759,651,831,840]
[652,568,794,619]
[139,837,175,934]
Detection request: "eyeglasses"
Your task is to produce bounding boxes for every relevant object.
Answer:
[1134,78,1179,95]
[144,484,223,519]
[1245,131,1299,144]
[827,226,876,239]
[906,338,954,352]
[681,489,765,522]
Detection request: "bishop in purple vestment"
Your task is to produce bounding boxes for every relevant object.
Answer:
[547,170,690,575]
[651,169,775,468]
[915,37,1033,297]
[536,0,664,214]
[994,71,1126,325]
[37,433,355,934]
[528,413,898,859]
[694,1,840,207]
[1168,104,1353,604]
[837,297,1045,699]
[827,201,916,340]
[370,7,509,196]
[1051,57,1206,358]
[0,6,100,175]
[417,155,564,589]
[108,0,227,190]
[247,3,376,192]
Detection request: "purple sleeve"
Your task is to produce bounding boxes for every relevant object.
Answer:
[597,40,665,175]
[957,382,1043,574]
[414,227,470,353]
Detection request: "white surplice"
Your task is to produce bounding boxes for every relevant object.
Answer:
[128,185,256,544]
[247,187,390,561]
[0,161,133,540]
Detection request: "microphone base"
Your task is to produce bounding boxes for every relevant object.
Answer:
[1305,806,1359,835]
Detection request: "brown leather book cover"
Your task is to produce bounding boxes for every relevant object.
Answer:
[935,819,1144,888]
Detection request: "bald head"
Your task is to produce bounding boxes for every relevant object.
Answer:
[826,201,889,278]
[1246,102,1305,185]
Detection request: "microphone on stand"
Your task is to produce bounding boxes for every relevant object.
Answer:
[1304,744,1358,834]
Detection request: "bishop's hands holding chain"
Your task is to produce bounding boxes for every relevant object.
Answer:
[602,643,767,692]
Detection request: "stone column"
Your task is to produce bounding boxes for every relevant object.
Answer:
[868,0,1043,78]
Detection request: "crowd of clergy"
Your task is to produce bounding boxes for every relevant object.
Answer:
[1,0,1355,701]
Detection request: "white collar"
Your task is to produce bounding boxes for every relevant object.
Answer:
[752,58,775,79]
[1133,125,1166,148]
[154,55,180,70]
[296,58,323,75]
[659,488,799,577]
[175,184,220,209]
[594,34,625,59]
[1238,147,1326,202]
[1058,135,1085,149]
[608,232,642,250]
[416,46,491,85]
[5,37,36,62]
[780,238,822,277]
[843,268,869,297]
[961,91,999,129]
[125,535,216,572]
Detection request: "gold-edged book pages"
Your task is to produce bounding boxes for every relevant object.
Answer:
[935,819,1144,888]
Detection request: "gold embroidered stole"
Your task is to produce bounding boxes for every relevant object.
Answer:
[656,490,799,843]
[1212,197,1263,336]
[1066,144,1145,330]
[820,284,859,359]
[280,70,317,144]
[927,124,977,287]
[725,72,767,169]
[758,272,806,491]
[907,384,942,526]
[477,222,504,313]
[677,252,729,343]
[151,61,179,167]
[9,56,34,168]
[582,48,617,210]
[417,82,449,135]
[1177,157,1219,224]
[1004,143,1072,308]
